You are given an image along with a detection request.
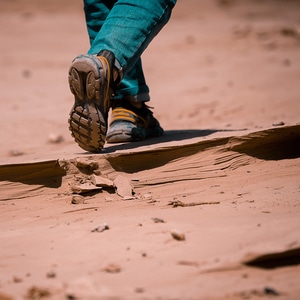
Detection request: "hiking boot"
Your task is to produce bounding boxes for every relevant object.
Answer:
[106,100,164,143]
[68,50,116,153]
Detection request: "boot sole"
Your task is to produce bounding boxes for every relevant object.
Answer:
[68,55,110,153]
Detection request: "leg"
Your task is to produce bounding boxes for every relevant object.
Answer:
[113,58,150,102]
[107,58,165,143]
[68,0,177,152]
[68,0,116,153]
[87,0,177,75]
[84,0,115,46]
[84,0,150,103]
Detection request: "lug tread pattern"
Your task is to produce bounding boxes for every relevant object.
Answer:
[68,55,111,153]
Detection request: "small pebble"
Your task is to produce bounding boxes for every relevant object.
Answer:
[71,195,85,204]
[135,287,145,293]
[103,263,121,273]
[272,121,285,126]
[22,69,31,78]
[91,223,109,233]
[48,133,64,144]
[264,287,279,296]
[9,149,24,157]
[75,158,99,171]
[46,271,56,278]
[25,287,51,299]
[13,276,22,283]
[152,217,165,223]
[144,193,152,200]
[171,230,186,241]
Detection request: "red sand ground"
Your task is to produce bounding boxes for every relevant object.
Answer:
[0,0,300,299]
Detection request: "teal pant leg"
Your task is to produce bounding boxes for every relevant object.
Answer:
[113,58,150,102]
[83,0,176,100]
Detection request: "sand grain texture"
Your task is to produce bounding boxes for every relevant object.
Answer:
[0,0,300,299]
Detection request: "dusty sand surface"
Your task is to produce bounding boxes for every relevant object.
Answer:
[0,0,300,299]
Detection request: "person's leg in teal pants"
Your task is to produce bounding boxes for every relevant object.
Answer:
[68,0,177,152]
